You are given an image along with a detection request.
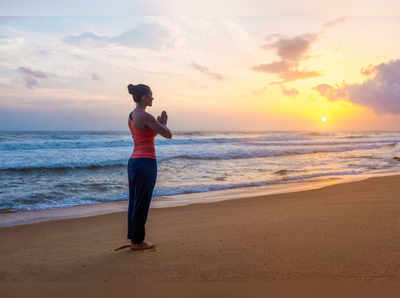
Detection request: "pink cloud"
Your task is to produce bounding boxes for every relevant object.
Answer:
[191,61,224,81]
[252,33,321,84]
[17,66,48,89]
[280,85,299,97]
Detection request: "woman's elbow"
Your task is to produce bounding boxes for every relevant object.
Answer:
[160,129,172,139]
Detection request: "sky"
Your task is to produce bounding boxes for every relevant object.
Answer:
[1,15,400,131]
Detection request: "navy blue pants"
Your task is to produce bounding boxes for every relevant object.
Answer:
[127,157,157,244]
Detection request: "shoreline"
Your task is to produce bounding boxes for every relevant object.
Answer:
[1,169,399,228]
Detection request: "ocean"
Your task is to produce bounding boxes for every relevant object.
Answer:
[0,130,399,213]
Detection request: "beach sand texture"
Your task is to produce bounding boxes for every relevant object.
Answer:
[1,175,400,297]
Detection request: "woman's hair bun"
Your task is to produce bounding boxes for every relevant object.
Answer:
[127,84,135,95]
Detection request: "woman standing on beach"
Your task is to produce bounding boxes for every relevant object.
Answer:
[125,83,172,251]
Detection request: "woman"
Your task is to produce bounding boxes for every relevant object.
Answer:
[125,83,172,251]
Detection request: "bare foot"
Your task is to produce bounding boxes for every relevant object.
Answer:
[130,240,155,251]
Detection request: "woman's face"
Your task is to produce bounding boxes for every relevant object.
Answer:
[142,91,154,107]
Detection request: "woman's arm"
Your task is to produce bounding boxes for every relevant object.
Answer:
[144,113,172,139]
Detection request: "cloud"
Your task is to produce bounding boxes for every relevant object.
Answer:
[191,61,224,81]
[261,33,318,61]
[17,66,48,88]
[252,32,321,84]
[17,66,47,78]
[273,70,321,85]
[91,73,100,80]
[322,17,347,28]
[252,86,268,96]
[312,83,348,100]
[360,64,378,76]
[63,22,172,50]
[280,85,299,97]
[313,59,400,114]
[252,61,290,74]
[63,32,106,47]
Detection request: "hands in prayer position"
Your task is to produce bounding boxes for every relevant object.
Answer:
[157,110,168,125]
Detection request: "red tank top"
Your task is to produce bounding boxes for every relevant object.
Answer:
[128,110,157,159]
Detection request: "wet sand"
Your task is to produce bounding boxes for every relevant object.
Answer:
[1,175,400,297]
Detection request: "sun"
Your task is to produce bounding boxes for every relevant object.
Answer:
[321,116,327,123]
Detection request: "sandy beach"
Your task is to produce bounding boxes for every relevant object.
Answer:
[1,175,400,297]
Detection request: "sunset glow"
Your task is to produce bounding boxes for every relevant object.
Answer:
[0,16,399,131]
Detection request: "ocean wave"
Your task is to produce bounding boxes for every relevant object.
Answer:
[0,137,245,151]
[2,137,397,151]
[1,129,399,152]
[0,139,133,151]
[0,135,307,151]
[274,169,289,175]
[341,135,370,139]
[3,169,362,212]
[339,155,382,160]
[0,161,127,172]
[246,139,400,147]
[161,143,397,161]
[1,142,395,172]
[305,132,334,137]
[152,170,362,197]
